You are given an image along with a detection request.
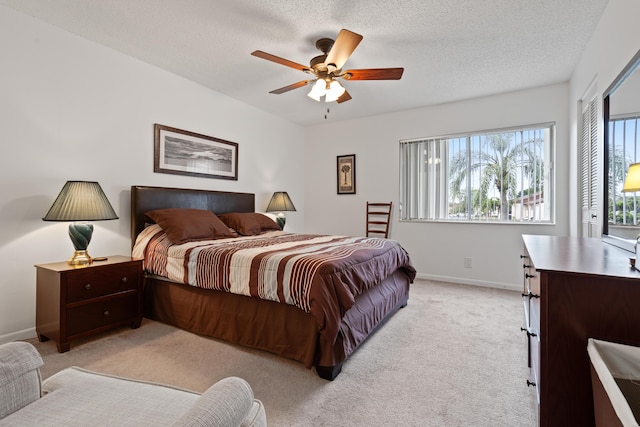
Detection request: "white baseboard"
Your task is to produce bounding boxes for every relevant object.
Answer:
[0,327,37,345]
[415,273,520,292]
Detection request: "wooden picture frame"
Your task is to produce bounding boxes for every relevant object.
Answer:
[154,124,238,180]
[337,154,356,194]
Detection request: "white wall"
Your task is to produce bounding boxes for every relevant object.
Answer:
[0,6,305,342]
[568,0,640,236]
[304,83,570,289]
[609,69,640,116]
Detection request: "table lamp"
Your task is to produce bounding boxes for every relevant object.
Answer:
[266,191,296,229]
[623,163,640,192]
[623,163,640,271]
[42,181,118,266]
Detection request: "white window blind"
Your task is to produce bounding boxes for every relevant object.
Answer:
[400,124,554,223]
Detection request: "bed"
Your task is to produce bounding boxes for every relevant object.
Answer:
[130,185,415,380]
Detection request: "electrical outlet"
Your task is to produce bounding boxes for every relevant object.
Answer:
[464,257,472,268]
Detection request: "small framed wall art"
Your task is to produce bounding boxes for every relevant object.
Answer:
[154,124,238,180]
[337,154,356,194]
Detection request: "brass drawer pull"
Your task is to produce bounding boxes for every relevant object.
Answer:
[103,310,110,317]
[121,277,128,284]
[85,284,91,290]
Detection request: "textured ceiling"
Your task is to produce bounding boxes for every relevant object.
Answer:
[1,0,609,126]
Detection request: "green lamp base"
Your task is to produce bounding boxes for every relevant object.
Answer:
[68,223,94,266]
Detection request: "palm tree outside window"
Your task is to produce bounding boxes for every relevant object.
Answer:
[399,124,554,223]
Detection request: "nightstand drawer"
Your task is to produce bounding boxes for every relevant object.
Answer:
[67,263,139,303]
[66,292,138,336]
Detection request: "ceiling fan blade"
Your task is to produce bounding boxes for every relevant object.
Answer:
[251,50,311,72]
[325,29,363,70]
[337,90,352,104]
[342,68,404,80]
[269,80,314,94]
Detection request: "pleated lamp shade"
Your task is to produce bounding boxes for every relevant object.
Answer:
[266,192,296,230]
[623,163,640,192]
[266,191,297,212]
[43,181,118,266]
[43,181,118,222]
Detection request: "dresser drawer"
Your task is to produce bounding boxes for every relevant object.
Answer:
[527,268,541,297]
[529,330,541,403]
[522,250,541,404]
[530,296,540,335]
[66,292,138,336]
[67,263,139,303]
[522,297,531,330]
[525,267,540,323]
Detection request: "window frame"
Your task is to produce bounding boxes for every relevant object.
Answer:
[602,48,640,253]
[399,122,556,225]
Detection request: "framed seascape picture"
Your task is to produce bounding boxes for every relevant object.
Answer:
[337,154,356,194]
[154,124,238,180]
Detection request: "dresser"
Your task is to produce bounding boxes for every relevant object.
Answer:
[521,235,640,426]
[35,256,143,352]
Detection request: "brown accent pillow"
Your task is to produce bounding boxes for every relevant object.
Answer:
[218,212,281,236]
[146,208,235,244]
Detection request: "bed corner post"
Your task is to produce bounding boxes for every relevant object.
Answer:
[316,364,343,381]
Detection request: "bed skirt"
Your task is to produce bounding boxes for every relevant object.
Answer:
[143,269,411,380]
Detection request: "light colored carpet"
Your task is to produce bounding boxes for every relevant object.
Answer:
[28,279,537,426]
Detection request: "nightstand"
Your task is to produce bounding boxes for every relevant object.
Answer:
[35,255,143,352]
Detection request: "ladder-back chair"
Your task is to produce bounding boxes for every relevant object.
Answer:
[366,202,392,238]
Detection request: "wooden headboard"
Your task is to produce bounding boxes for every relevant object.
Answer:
[130,185,255,245]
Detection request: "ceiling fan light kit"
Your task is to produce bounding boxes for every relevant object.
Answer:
[307,79,346,102]
[252,29,403,104]
[307,79,325,101]
[325,80,346,102]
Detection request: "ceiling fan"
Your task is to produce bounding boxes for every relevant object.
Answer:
[251,29,404,103]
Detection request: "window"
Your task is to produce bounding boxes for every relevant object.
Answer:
[603,48,640,248]
[607,115,640,237]
[399,124,554,223]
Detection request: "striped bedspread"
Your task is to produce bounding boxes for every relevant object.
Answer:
[134,224,415,338]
